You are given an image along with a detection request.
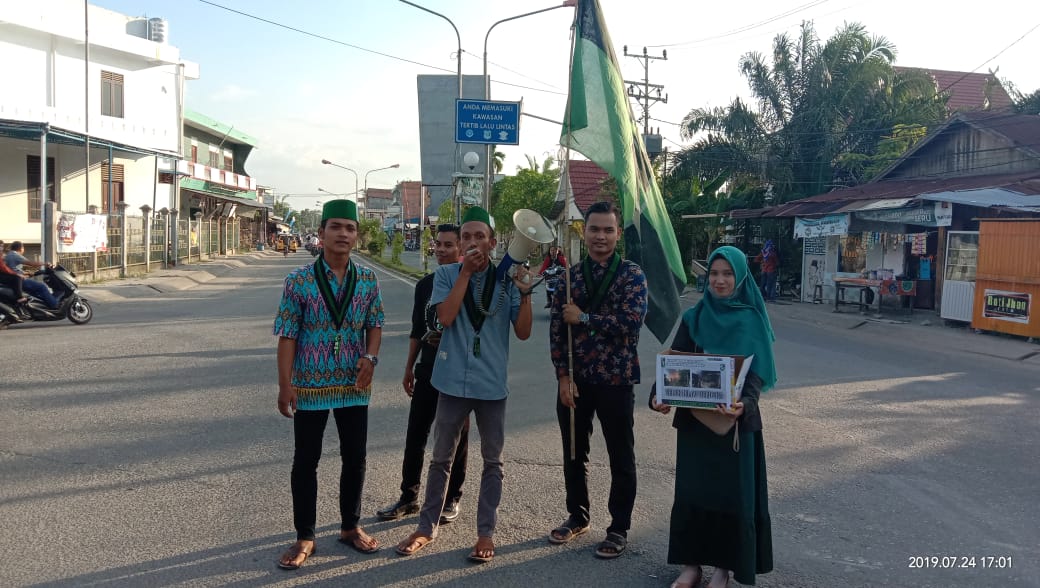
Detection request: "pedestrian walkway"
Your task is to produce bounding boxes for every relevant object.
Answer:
[80,249,281,301]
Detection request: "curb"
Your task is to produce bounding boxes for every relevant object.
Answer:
[80,251,278,300]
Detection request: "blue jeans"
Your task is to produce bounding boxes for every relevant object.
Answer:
[23,279,59,308]
[760,272,778,301]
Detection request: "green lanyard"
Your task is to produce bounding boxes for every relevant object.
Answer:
[314,256,358,356]
[462,264,496,357]
[581,252,621,313]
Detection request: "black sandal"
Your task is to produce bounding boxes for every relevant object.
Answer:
[594,532,627,559]
[547,518,589,544]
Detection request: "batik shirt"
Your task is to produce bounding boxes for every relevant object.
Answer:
[273,258,384,410]
[549,257,647,385]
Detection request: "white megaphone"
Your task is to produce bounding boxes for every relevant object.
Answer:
[495,208,557,284]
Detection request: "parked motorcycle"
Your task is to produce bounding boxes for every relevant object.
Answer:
[0,265,93,328]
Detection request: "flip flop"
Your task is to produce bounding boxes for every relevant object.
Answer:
[594,532,627,559]
[277,541,317,570]
[468,537,495,563]
[548,519,590,544]
[338,528,380,554]
[395,532,433,556]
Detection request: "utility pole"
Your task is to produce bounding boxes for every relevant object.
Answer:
[622,46,668,135]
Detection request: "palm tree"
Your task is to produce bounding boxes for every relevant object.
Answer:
[676,21,946,202]
[493,149,505,173]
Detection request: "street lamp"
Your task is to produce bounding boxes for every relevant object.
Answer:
[320,159,359,205]
[397,1,462,101]
[364,163,401,219]
[318,187,345,198]
[482,1,577,210]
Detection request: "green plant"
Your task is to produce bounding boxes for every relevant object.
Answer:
[391,232,404,264]
[366,228,387,256]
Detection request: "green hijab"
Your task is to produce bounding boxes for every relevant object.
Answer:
[683,245,777,392]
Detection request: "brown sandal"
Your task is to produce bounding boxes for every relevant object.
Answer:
[338,527,380,554]
[468,536,495,563]
[277,540,316,570]
[395,532,433,556]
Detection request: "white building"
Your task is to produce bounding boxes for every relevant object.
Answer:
[0,1,198,253]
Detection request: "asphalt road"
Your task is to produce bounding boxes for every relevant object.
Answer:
[1,251,1037,587]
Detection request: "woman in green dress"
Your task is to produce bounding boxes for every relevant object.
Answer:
[650,246,776,588]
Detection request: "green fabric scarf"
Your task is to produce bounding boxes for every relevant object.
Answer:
[683,245,777,392]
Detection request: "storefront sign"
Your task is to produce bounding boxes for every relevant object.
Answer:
[855,203,952,227]
[983,289,1030,324]
[56,213,108,253]
[794,214,849,238]
[933,201,953,226]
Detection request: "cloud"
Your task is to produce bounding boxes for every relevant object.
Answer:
[209,84,259,103]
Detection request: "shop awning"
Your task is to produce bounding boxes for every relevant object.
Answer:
[0,118,179,158]
[917,188,1040,208]
[181,178,272,210]
[837,198,916,212]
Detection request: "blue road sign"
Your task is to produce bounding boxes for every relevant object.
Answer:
[455,99,521,145]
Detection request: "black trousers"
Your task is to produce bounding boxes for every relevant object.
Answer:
[291,406,368,541]
[556,382,637,536]
[400,377,469,504]
[0,273,23,298]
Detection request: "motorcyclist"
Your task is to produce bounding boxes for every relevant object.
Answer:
[3,241,59,309]
[538,245,568,308]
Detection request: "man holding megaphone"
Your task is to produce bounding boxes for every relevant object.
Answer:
[396,206,533,564]
[547,200,648,560]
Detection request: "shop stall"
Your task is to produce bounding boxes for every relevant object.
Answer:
[971,219,1040,338]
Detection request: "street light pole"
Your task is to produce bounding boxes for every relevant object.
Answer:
[364,164,400,221]
[320,159,359,204]
[397,0,463,223]
[483,1,577,210]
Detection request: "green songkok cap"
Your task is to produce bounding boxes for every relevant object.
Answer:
[461,206,492,228]
[322,199,358,222]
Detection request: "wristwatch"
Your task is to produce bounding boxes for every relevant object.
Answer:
[361,353,379,367]
[579,312,590,325]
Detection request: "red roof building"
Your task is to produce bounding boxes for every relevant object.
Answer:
[895,66,1013,112]
[552,159,611,220]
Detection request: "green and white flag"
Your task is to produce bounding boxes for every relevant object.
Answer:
[562,0,685,342]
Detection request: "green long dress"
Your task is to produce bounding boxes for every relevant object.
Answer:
[664,330,773,586]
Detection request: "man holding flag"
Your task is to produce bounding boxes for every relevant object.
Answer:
[548,200,647,559]
[561,0,685,344]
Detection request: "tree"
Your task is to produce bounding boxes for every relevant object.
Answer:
[1011,87,1040,115]
[390,232,404,264]
[437,197,456,225]
[491,162,559,234]
[273,195,291,221]
[677,21,947,203]
[493,149,505,173]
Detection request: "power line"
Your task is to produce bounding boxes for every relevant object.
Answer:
[656,111,1035,139]
[648,0,832,49]
[459,49,564,92]
[195,0,564,96]
[934,21,1040,96]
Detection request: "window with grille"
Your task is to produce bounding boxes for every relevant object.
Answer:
[26,156,56,222]
[101,71,124,118]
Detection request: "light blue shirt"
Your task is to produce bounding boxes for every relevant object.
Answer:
[430,262,520,401]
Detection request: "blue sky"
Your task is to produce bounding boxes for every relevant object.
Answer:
[92,0,1040,209]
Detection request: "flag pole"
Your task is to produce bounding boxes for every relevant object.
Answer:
[562,3,579,461]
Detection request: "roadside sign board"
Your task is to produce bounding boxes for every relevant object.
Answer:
[455,99,521,145]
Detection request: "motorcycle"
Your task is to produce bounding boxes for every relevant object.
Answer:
[0,265,93,328]
[542,264,566,309]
